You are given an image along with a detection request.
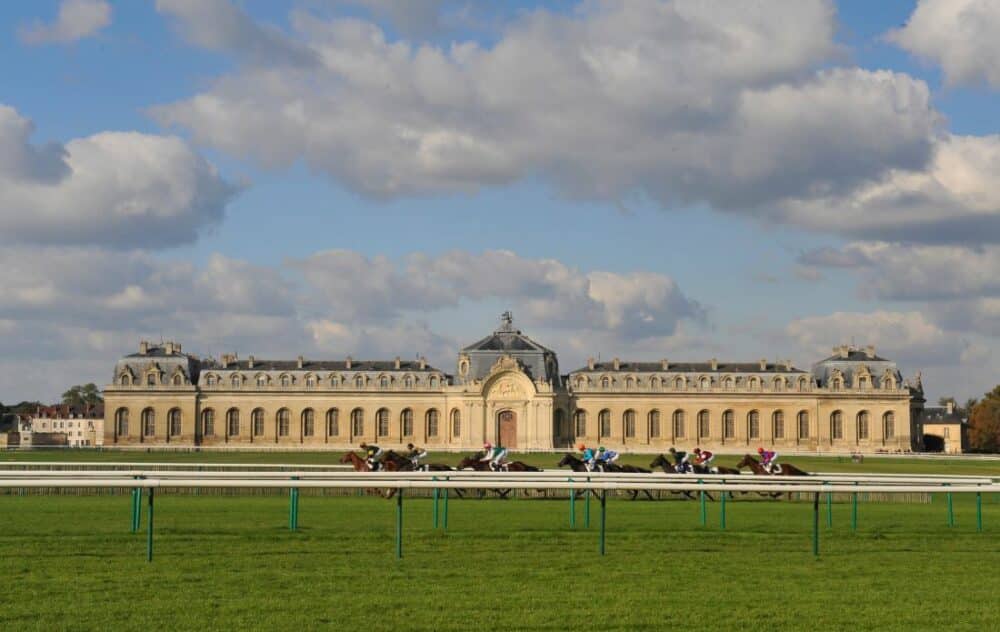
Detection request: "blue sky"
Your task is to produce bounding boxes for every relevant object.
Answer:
[1,0,998,403]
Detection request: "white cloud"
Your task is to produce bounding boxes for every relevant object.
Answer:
[19,0,111,45]
[888,0,1000,88]
[0,104,238,249]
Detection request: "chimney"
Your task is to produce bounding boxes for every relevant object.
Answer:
[865,345,876,359]
[710,358,718,371]
[785,359,793,371]
[164,342,175,355]
[759,358,768,371]
[661,359,669,370]
[946,400,954,415]
[345,356,352,370]
[839,345,850,359]
[248,355,255,369]
[220,354,229,369]
[176,343,182,353]
[587,357,595,370]
[297,355,304,369]
[394,356,401,370]
[139,341,149,355]
[419,356,426,370]
[612,357,620,371]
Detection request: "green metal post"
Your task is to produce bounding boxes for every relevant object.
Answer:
[569,478,576,528]
[130,486,139,532]
[289,477,300,531]
[826,489,833,528]
[146,487,154,563]
[433,477,439,529]
[720,488,727,530]
[852,483,858,532]
[442,477,449,530]
[947,485,955,527]
[976,492,983,533]
[585,476,591,528]
[395,488,403,560]
[699,480,707,526]
[812,492,819,557]
[599,491,607,556]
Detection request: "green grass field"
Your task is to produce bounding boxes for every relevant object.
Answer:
[1,450,998,630]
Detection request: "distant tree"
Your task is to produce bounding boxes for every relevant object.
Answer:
[968,386,1000,453]
[61,384,103,407]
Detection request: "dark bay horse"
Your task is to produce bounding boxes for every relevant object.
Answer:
[556,453,654,500]
[381,450,454,472]
[648,454,712,501]
[457,452,540,472]
[736,454,809,477]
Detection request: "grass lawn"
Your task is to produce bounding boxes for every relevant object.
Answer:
[0,492,997,631]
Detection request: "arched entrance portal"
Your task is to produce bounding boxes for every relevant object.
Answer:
[498,410,517,448]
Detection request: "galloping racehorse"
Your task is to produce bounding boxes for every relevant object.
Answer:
[736,454,809,477]
[649,454,711,501]
[457,452,540,472]
[380,450,454,472]
[339,451,370,471]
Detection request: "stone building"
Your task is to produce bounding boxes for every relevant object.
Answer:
[104,314,924,453]
[21,404,104,448]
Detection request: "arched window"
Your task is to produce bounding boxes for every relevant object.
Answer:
[351,408,364,438]
[623,410,636,438]
[723,376,734,390]
[697,410,710,439]
[625,377,634,390]
[355,375,365,388]
[748,376,760,390]
[831,376,843,391]
[648,410,661,438]
[748,410,760,439]
[773,377,784,392]
[723,410,735,439]
[598,409,611,438]
[857,411,870,440]
[115,408,131,435]
[574,410,587,437]
[404,375,413,388]
[305,374,316,387]
[119,374,131,386]
[699,376,710,390]
[205,374,216,387]
[882,375,896,390]
[400,409,414,436]
[201,408,215,437]
[429,376,438,388]
[831,411,843,440]
[326,408,339,437]
[252,408,265,436]
[772,410,784,439]
[280,374,291,387]
[649,376,661,390]
[330,375,340,387]
[226,408,240,437]
[276,408,290,437]
[798,376,808,391]
[168,408,181,437]
[141,408,155,437]
[672,410,685,439]
[426,409,439,437]
[302,408,315,437]
[601,376,611,389]
[147,373,157,386]
[797,411,809,439]
[231,374,241,388]
[256,374,268,387]
[369,408,385,437]
[674,376,685,390]
[379,375,390,388]
[883,411,895,439]
[173,374,183,386]
[451,409,461,438]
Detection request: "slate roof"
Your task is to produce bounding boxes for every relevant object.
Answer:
[921,407,965,424]
[572,361,805,373]
[207,359,441,373]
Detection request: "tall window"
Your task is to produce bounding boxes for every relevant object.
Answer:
[623,410,636,438]
[723,410,735,439]
[773,377,783,392]
[426,409,439,437]
[302,408,315,437]
[142,408,155,437]
[277,408,290,437]
[252,408,264,436]
[326,408,339,437]
[772,410,784,439]
[256,374,267,387]
[280,374,291,387]
[375,408,390,437]
[379,375,390,388]
[173,374,183,386]
[404,375,413,388]
[697,410,709,439]
[883,412,895,439]
[226,408,240,437]
[648,410,660,438]
[120,374,131,386]
[601,376,610,389]
[205,374,216,386]
[574,410,587,437]
[201,408,215,436]
[797,411,809,439]
[748,410,760,439]
[351,408,364,438]
[598,409,611,438]
[355,375,365,388]
[831,411,843,440]
[451,409,461,438]
[857,411,870,440]
[168,408,181,437]
[675,376,685,390]
[231,374,241,388]
[625,377,634,390]
[672,410,685,439]
[401,409,414,437]
[305,374,316,387]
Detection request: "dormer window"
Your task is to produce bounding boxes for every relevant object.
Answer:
[380,375,390,388]
[206,374,217,386]
[231,374,241,388]
[280,374,291,387]
[306,374,316,387]
[120,374,131,386]
[429,375,438,388]
[147,374,157,386]
[355,375,365,388]
[256,374,268,387]
[173,374,184,386]
[404,375,413,388]
[601,376,611,389]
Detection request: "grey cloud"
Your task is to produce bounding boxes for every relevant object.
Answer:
[19,0,111,45]
[0,105,70,183]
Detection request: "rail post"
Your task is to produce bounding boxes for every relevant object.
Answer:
[699,479,706,526]
[851,482,858,531]
[812,492,819,557]
[585,476,591,528]
[146,486,154,563]
[568,478,576,529]
[289,476,299,531]
[442,477,449,530]
[946,484,954,527]
[826,488,833,528]
[976,491,983,533]
[432,477,439,529]
[130,481,140,533]
[396,488,404,560]
[599,490,607,556]
[720,487,727,530]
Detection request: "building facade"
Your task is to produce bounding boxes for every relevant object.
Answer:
[104,314,925,453]
[21,404,104,448]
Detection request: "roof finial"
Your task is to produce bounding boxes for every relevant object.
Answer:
[498,310,514,332]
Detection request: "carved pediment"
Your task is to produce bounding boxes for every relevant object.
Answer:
[488,354,524,376]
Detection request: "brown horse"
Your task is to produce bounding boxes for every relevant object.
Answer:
[381,450,454,472]
[648,454,711,501]
[457,452,540,472]
[736,454,809,477]
[339,451,370,471]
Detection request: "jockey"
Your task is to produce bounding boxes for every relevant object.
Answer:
[360,442,383,471]
[758,447,779,473]
[596,446,620,466]
[578,443,597,470]
[669,447,691,473]
[406,442,428,469]
[480,442,509,471]
[693,447,715,470]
